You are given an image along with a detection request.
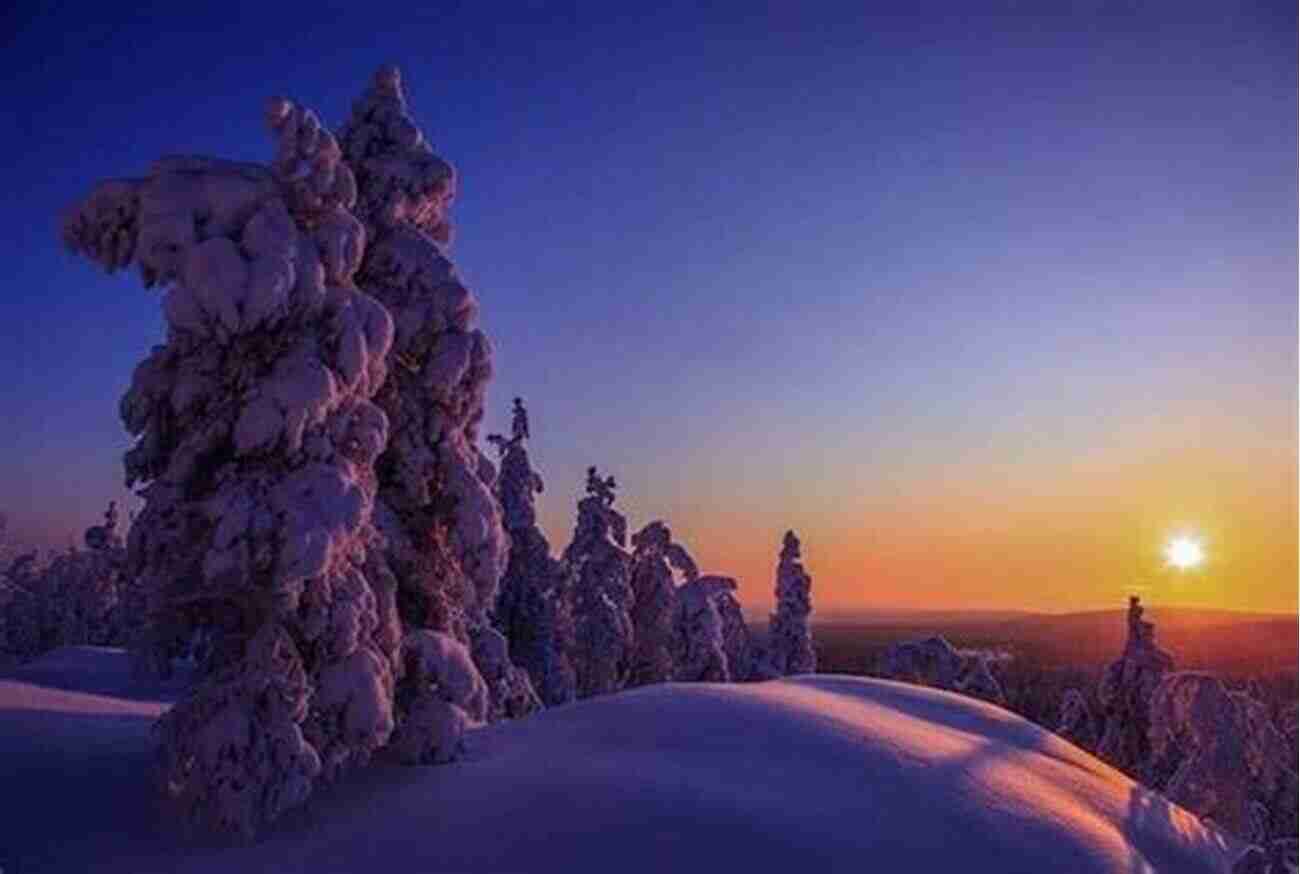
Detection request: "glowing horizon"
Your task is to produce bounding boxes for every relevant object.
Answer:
[1,5,1294,618]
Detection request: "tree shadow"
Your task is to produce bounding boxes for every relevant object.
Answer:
[1123,783,1237,872]
[0,646,192,703]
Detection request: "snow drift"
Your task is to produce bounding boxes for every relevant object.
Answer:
[0,647,1237,873]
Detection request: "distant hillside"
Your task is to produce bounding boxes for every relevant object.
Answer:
[809,607,1298,678]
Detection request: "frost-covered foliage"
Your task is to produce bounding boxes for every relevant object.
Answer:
[0,503,137,664]
[340,68,501,631]
[562,467,634,698]
[337,68,529,720]
[389,629,488,764]
[1056,688,1097,751]
[716,580,755,682]
[672,575,737,682]
[1148,672,1296,845]
[1095,596,1175,776]
[469,622,541,720]
[628,520,696,686]
[62,73,506,834]
[766,530,816,676]
[876,636,1008,705]
[490,400,576,707]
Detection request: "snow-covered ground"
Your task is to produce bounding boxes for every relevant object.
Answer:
[0,647,1236,873]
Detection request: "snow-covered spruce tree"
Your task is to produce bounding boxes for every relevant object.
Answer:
[1148,672,1295,844]
[672,575,737,682]
[63,94,403,835]
[490,399,577,706]
[766,530,816,676]
[337,67,536,722]
[1095,596,1174,777]
[562,467,634,698]
[628,520,696,686]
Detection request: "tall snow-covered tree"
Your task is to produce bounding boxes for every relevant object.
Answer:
[338,67,535,721]
[562,467,634,698]
[767,530,816,676]
[628,520,696,686]
[64,91,401,833]
[59,66,528,835]
[490,399,577,706]
[1095,596,1175,777]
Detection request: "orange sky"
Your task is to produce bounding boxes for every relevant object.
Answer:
[538,417,1298,616]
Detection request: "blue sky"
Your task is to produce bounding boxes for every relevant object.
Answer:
[1,2,1294,609]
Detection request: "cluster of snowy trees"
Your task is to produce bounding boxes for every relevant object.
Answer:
[489,399,814,706]
[874,596,1297,866]
[47,66,817,836]
[0,503,144,666]
[1052,598,1298,864]
[875,635,1007,705]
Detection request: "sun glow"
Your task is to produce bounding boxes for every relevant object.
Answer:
[1164,536,1204,571]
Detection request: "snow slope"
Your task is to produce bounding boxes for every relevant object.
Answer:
[0,647,1236,873]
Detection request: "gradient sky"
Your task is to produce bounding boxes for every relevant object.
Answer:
[1,2,1295,613]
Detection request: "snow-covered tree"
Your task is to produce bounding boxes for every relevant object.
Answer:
[876,636,1007,705]
[490,399,576,707]
[1056,689,1097,751]
[338,68,530,719]
[1148,672,1295,844]
[715,585,755,682]
[628,520,696,686]
[64,91,403,833]
[0,502,138,665]
[672,575,736,682]
[766,530,816,676]
[59,68,531,834]
[389,629,489,764]
[1095,596,1175,776]
[562,467,634,698]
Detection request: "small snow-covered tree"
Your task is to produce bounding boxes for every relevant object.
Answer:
[766,530,816,676]
[389,629,489,764]
[876,636,1007,705]
[1095,596,1175,776]
[628,520,696,686]
[715,585,755,682]
[562,467,634,698]
[490,400,575,707]
[672,575,736,682]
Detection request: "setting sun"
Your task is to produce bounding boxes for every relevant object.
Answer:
[1164,536,1205,571]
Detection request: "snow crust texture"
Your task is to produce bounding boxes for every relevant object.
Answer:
[0,648,1239,874]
